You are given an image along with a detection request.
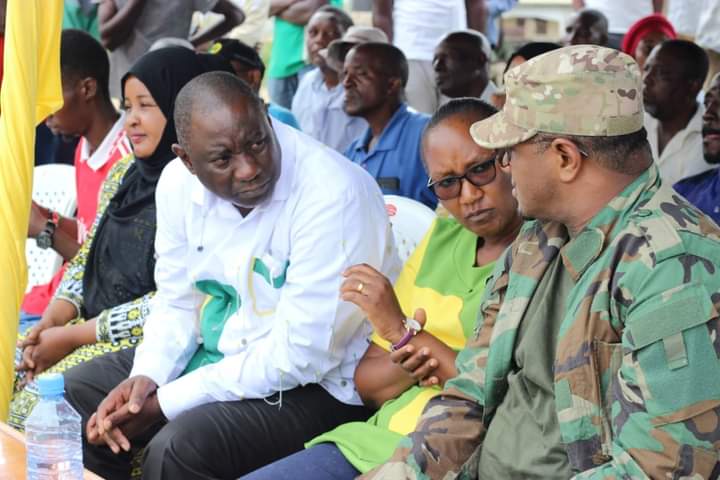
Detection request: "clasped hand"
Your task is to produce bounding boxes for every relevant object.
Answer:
[341,264,438,386]
[86,375,164,454]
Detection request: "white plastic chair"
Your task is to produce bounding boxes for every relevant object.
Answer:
[384,195,436,264]
[25,164,77,292]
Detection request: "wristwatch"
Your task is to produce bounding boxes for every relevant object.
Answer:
[36,210,59,250]
[390,317,423,352]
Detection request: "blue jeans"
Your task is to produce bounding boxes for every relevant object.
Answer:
[240,443,360,480]
[267,65,314,109]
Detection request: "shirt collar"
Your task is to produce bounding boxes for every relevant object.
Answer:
[81,113,126,171]
[191,117,295,210]
[352,103,411,154]
[561,164,661,281]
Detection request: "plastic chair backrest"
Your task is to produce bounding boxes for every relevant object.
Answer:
[25,164,77,292]
[384,195,436,264]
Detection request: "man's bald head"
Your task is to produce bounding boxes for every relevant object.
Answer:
[174,71,265,150]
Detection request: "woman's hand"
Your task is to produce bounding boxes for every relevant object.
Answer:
[340,263,407,344]
[17,326,80,382]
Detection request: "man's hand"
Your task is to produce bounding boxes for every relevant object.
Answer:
[90,376,161,453]
[341,263,407,344]
[87,391,164,453]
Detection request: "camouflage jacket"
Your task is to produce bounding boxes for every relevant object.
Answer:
[361,164,720,479]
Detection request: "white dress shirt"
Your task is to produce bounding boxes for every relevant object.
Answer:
[130,120,399,420]
[645,106,713,185]
[291,68,367,153]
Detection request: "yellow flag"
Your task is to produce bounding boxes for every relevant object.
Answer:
[0,0,63,419]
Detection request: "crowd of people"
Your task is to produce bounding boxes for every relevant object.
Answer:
[1,0,720,478]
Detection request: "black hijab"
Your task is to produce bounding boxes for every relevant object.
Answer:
[81,48,209,319]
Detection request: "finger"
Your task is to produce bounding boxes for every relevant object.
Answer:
[101,428,123,454]
[127,380,152,414]
[419,375,440,388]
[87,414,99,443]
[106,426,131,453]
[410,357,439,381]
[340,271,381,292]
[389,344,415,364]
[96,394,124,436]
[343,263,381,278]
[401,348,431,372]
[413,308,428,328]
[22,347,35,371]
[25,369,35,383]
[104,403,133,431]
[339,290,372,308]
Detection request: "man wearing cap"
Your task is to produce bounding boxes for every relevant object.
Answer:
[361,45,720,479]
[210,38,300,129]
[290,9,369,152]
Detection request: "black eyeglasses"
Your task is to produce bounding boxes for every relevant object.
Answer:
[427,154,499,200]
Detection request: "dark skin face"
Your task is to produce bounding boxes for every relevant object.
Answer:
[432,37,487,98]
[342,48,399,118]
[306,12,343,67]
[634,30,671,71]
[173,95,281,214]
[702,74,720,164]
[45,73,96,140]
[423,118,520,240]
[643,46,695,120]
[566,12,607,46]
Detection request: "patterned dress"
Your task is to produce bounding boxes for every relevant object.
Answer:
[10,152,154,432]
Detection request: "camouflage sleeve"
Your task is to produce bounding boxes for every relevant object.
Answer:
[95,291,155,343]
[575,253,720,479]
[358,249,514,480]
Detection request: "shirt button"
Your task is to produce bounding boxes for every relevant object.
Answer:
[241,338,247,346]
[196,336,204,344]
[341,380,348,387]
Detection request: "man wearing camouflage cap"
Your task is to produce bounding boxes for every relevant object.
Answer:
[361,45,720,479]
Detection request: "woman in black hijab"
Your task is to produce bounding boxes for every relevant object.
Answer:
[11,47,230,429]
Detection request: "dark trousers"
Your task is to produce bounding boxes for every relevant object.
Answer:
[63,348,372,480]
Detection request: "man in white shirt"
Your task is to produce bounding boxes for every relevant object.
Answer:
[433,30,496,107]
[372,0,483,114]
[64,71,398,479]
[643,40,713,184]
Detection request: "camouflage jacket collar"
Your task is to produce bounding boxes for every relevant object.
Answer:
[561,164,660,281]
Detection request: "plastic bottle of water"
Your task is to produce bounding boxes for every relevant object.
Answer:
[25,373,83,480]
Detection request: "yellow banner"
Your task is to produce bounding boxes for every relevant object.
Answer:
[0,0,63,419]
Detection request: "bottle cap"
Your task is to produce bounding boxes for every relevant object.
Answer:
[37,373,65,396]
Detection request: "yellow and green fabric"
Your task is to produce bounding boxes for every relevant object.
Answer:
[0,0,63,420]
[307,217,494,473]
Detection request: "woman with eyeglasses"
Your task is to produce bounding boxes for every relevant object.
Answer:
[240,98,523,480]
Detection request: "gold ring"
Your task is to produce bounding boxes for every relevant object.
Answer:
[357,282,364,293]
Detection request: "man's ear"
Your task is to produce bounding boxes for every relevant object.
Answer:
[550,138,584,183]
[248,70,263,91]
[172,143,196,175]
[388,76,403,98]
[80,77,98,101]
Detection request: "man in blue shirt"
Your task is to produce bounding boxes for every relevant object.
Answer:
[342,42,437,208]
[674,73,720,224]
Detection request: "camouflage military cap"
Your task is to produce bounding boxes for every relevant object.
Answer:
[470,45,643,149]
